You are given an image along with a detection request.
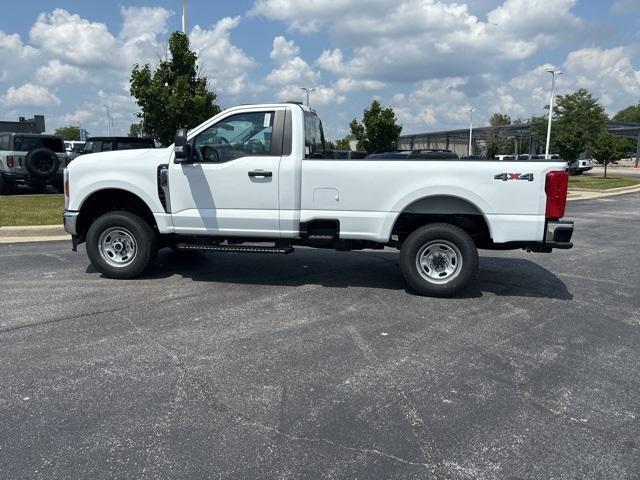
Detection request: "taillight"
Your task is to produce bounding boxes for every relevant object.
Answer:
[545,171,568,220]
[6,155,14,168]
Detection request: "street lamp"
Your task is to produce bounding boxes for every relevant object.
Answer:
[468,108,475,157]
[300,87,315,107]
[545,69,562,159]
[103,104,113,136]
[181,0,188,34]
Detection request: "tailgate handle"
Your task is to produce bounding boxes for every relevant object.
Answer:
[248,170,272,178]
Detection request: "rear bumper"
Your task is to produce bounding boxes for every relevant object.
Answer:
[0,171,63,185]
[544,220,574,249]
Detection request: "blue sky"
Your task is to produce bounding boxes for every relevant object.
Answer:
[1,0,639,140]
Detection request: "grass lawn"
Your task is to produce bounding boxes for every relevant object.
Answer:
[569,175,640,190]
[0,194,64,227]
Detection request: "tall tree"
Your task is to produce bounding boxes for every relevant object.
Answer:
[489,113,511,127]
[349,100,402,153]
[130,32,220,146]
[486,112,513,158]
[54,126,81,141]
[335,136,352,150]
[552,89,608,162]
[612,102,640,123]
[128,123,146,138]
[591,131,628,178]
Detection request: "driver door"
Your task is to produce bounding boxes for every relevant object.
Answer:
[169,109,283,237]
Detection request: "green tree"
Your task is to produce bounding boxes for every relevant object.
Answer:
[130,31,220,146]
[335,137,352,150]
[54,125,81,141]
[485,112,513,159]
[590,131,628,178]
[128,123,146,137]
[612,102,640,123]
[349,100,402,153]
[553,89,608,162]
[489,113,511,127]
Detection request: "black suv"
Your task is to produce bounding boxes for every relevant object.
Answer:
[0,133,68,194]
[81,137,155,155]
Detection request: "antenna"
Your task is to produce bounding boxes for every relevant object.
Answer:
[182,0,188,33]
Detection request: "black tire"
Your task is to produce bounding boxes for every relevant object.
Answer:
[25,148,60,180]
[86,211,157,279]
[400,223,478,297]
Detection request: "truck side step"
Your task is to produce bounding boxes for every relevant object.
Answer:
[176,243,294,254]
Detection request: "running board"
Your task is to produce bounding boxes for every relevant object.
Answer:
[176,243,294,254]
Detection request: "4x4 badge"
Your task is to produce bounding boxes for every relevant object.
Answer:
[494,173,534,182]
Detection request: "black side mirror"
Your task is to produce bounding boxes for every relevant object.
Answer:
[174,128,192,163]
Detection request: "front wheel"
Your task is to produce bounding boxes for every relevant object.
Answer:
[400,223,478,297]
[86,211,157,279]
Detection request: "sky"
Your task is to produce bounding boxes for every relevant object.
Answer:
[1,0,639,140]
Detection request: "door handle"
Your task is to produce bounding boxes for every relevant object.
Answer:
[248,170,272,178]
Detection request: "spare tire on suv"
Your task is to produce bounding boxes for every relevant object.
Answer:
[25,148,60,180]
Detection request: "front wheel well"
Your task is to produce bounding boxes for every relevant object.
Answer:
[77,189,157,238]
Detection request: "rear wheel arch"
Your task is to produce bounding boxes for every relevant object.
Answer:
[391,195,492,248]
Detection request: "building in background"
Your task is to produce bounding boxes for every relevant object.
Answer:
[0,115,45,134]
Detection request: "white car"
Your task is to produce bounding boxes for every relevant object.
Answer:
[63,103,574,297]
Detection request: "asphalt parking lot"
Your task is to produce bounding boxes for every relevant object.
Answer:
[1,194,639,479]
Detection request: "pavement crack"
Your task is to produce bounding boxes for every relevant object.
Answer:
[0,307,123,335]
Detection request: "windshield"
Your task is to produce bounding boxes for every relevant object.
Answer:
[304,112,325,159]
[14,136,64,153]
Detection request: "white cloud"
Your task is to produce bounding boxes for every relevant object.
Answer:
[120,6,172,43]
[275,84,346,106]
[190,17,257,95]
[270,36,300,63]
[36,60,88,85]
[267,56,319,86]
[2,84,61,108]
[334,78,386,93]
[29,9,121,69]
[251,0,583,82]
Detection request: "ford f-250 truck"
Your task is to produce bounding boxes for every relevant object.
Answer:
[63,102,573,297]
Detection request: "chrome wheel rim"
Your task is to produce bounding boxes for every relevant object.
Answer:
[416,240,462,284]
[98,227,137,268]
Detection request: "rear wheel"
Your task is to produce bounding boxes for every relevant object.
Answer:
[400,223,478,297]
[86,211,157,279]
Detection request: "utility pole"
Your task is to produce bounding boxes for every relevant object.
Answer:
[468,108,475,157]
[300,87,315,107]
[103,104,113,136]
[545,69,562,159]
[182,0,188,33]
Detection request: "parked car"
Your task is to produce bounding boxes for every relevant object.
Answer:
[0,132,68,194]
[81,137,155,155]
[63,102,573,297]
[569,159,593,175]
[65,141,86,160]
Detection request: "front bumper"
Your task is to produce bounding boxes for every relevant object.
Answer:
[63,210,80,235]
[544,220,574,249]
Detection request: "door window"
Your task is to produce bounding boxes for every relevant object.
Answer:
[193,111,275,163]
[0,135,9,151]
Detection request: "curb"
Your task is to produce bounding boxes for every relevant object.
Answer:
[0,225,69,244]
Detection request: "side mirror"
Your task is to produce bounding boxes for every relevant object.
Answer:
[174,128,192,163]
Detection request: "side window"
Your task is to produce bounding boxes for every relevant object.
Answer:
[304,112,325,159]
[102,141,113,152]
[0,135,9,151]
[193,111,274,163]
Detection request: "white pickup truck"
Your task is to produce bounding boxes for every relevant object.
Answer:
[63,102,573,297]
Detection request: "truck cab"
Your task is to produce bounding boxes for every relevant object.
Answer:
[63,102,573,297]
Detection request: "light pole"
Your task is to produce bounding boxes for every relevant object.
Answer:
[103,104,113,136]
[300,87,315,107]
[468,108,475,157]
[545,69,562,159]
[181,0,188,34]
